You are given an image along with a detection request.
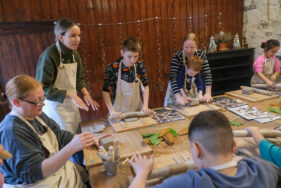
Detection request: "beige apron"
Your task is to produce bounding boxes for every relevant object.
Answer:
[4,111,84,188]
[113,60,143,112]
[251,56,275,85]
[43,42,81,134]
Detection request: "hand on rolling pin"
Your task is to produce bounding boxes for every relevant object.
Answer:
[266,79,275,88]
[129,153,154,177]
[70,132,99,152]
[175,93,188,106]
[202,93,213,103]
[244,126,265,147]
[141,106,151,115]
[83,94,100,111]
[110,110,122,120]
[67,91,89,111]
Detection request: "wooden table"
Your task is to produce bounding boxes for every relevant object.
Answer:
[82,95,281,188]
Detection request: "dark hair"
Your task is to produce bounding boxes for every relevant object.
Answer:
[54,18,79,40]
[188,110,234,155]
[261,39,280,51]
[121,37,141,52]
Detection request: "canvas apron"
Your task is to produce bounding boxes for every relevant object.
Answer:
[164,78,197,107]
[113,60,143,112]
[43,42,81,134]
[4,111,83,188]
[251,57,275,85]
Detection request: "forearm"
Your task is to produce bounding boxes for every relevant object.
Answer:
[251,130,265,147]
[102,91,115,113]
[81,87,90,96]
[257,72,271,83]
[180,89,187,97]
[271,71,280,80]
[129,173,149,188]
[41,143,75,178]
[205,86,212,95]
[142,86,149,108]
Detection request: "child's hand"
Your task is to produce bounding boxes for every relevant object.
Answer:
[175,93,188,105]
[245,126,260,135]
[202,93,213,103]
[129,153,154,177]
[184,97,193,102]
[142,106,151,115]
[266,80,275,88]
[110,111,122,120]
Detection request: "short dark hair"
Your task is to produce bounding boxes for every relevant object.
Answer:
[121,37,141,52]
[188,110,234,155]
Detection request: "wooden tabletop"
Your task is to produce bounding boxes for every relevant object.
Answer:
[81,95,281,188]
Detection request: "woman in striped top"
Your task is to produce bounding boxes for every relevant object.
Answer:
[165,33,213,105]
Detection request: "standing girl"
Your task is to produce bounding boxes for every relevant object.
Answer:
[251,39,280,88]
[36,18,99,133]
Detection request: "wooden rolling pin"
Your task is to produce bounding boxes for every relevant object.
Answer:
[0,150,12,160]
[148,160,196,180]
[252,83,281,89]
[109,111,152,120]
[240,86,273,96]
[233,129,281,137]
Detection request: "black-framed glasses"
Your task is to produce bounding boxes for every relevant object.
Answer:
[18,97,45,106]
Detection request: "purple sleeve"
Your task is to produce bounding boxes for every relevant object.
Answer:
[253,55,264,72]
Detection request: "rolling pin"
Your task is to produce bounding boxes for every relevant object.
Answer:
[233,130,281,138]
[148,160,196,180]
[240,86,273,96]
[252,83,281,89]
[109,111,152,120]
[0,149,12,160]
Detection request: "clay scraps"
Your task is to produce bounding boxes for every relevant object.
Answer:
[151,108,184,124]
[213,96,246,109]
[228,105,281,123]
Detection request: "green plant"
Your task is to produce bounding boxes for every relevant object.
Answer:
[214,31,232,43]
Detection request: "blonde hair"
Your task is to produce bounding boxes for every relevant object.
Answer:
[186,56,202,72]
[121,37,141,52]
[5,75,42,105]
[183,33,199,47]
[54,18,79,41]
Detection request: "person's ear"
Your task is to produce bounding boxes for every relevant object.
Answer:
[58,34,64,42]
[232,140,237,154]
[192,142,201,158]
[12,98,21,107]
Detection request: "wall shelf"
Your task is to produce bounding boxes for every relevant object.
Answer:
[207,48,255,96]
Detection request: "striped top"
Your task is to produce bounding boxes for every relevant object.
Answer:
[169,49,212,94]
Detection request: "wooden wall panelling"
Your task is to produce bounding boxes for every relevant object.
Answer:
[0,0,244,120]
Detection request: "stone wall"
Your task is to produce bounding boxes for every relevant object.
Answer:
[243,0,281,59]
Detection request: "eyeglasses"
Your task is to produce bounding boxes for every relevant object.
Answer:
[18,97,45,106]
